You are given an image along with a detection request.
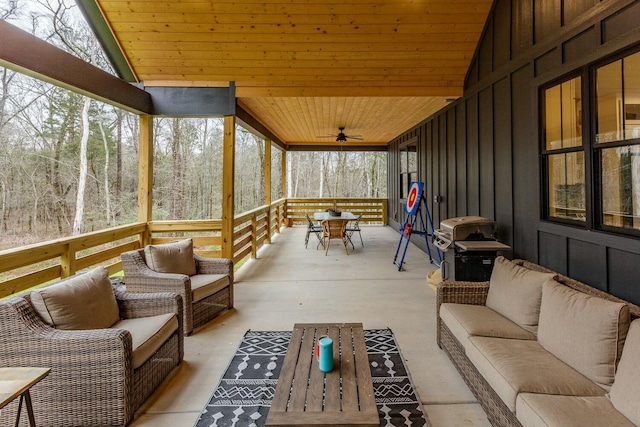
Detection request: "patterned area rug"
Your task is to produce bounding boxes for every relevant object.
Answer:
[194,329,429,427]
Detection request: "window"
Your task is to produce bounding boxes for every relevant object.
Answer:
[541,47,640,235]
[595,51,640,231]
[399,141,417,198]
[542,76,585,222]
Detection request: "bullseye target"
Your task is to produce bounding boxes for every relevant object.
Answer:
[405,182,423,215]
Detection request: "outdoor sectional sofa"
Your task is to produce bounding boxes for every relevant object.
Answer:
[437,257,640,427]
[0,267,184,427]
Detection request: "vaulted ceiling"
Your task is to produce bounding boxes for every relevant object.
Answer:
[89,0,493,148]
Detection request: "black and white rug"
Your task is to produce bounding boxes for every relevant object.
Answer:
[194,329,429,427]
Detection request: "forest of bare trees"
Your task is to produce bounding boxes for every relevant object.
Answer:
[0,0,387,251]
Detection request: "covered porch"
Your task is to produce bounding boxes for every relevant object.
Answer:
[2,1,640,426]
[132,225,490,427]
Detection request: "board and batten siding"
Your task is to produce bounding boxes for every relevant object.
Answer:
[388,0,640,304]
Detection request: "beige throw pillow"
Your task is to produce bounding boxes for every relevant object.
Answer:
[538,279,630,391]
[609,319,640,425]
[144,239,196,276]
[30,266,120,330]
[485,257,556,334]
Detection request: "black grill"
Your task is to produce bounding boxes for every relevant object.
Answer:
[433,216,510,281]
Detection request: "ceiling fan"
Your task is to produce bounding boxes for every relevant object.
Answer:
[316,127,363,142]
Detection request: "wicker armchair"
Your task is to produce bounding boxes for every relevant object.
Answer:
[121,248,234,335]
[0,285,183,427]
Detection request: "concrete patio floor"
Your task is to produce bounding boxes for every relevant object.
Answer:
[130,225,492,427]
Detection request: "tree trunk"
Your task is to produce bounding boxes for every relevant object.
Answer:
[99,122,112,225]
[319,153,325,197]
[0,180,5,233]
[72,97,91,235]
[115,110,123,218]
[170,118,184,220]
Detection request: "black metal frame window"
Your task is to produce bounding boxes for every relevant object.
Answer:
[595,50,640,233]
[542,75,586,223]
[399,140,417,199]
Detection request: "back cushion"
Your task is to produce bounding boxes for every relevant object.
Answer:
[30,267,120,330]
[144,239,196,276]
[485,257,556,334]
[609,319,640,425]
[538,279,630,391]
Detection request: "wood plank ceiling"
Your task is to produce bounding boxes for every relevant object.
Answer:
[95,0,492,147]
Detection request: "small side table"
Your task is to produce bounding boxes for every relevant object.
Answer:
[0,367,50,427]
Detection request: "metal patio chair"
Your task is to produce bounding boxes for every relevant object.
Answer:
[305,213,323,249]
[345,213,364,249]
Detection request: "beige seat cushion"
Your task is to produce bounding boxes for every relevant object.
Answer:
[466,336,605,412]
[112,313,178,368]
[485,257,556,334]
[190,274,230,302]
[516,393,635,427]
[609,319,640,425]
[144,239,196,276]
[538,279,630,391]
[30,267,120,330]
[440,303,535,350]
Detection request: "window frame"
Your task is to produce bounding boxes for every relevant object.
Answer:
[540,45,640,238]
[592,47,640,237]
[540,72,588,227]
[399,138,418,200]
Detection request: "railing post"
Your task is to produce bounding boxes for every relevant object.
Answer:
[138,115,154,246]
[382,199,388,224]
[251,215,258,258]
[222,115,235,261]
[60,243,76,278]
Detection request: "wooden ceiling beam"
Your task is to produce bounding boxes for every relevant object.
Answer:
[0,20,151,114]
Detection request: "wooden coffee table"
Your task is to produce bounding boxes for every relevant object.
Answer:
[266,323,378,427]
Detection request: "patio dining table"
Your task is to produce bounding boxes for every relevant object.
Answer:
[313,211,359,252]
[313,211,357,221]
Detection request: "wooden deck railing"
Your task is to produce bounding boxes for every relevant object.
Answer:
[0,197,382,298]
[285,198,387,225]
[0,222,147,297]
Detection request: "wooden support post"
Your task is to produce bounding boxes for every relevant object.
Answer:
[60,244,76,278]
[382,199,388,225]
[222,116,236,261]
[281,149,287,227]
[264,139,272,242]
[138,115,154,246]
[251,215,258,258]
[281,149,287,198]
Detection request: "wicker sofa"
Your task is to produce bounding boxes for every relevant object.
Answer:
[437,257,640,427]
[0,267,184,427]
[121,239,233,336]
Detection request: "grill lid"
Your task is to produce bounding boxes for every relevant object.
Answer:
[438,216,496,241]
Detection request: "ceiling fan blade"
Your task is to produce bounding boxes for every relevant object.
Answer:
[316,134,338,138]
[346,135,364,140]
